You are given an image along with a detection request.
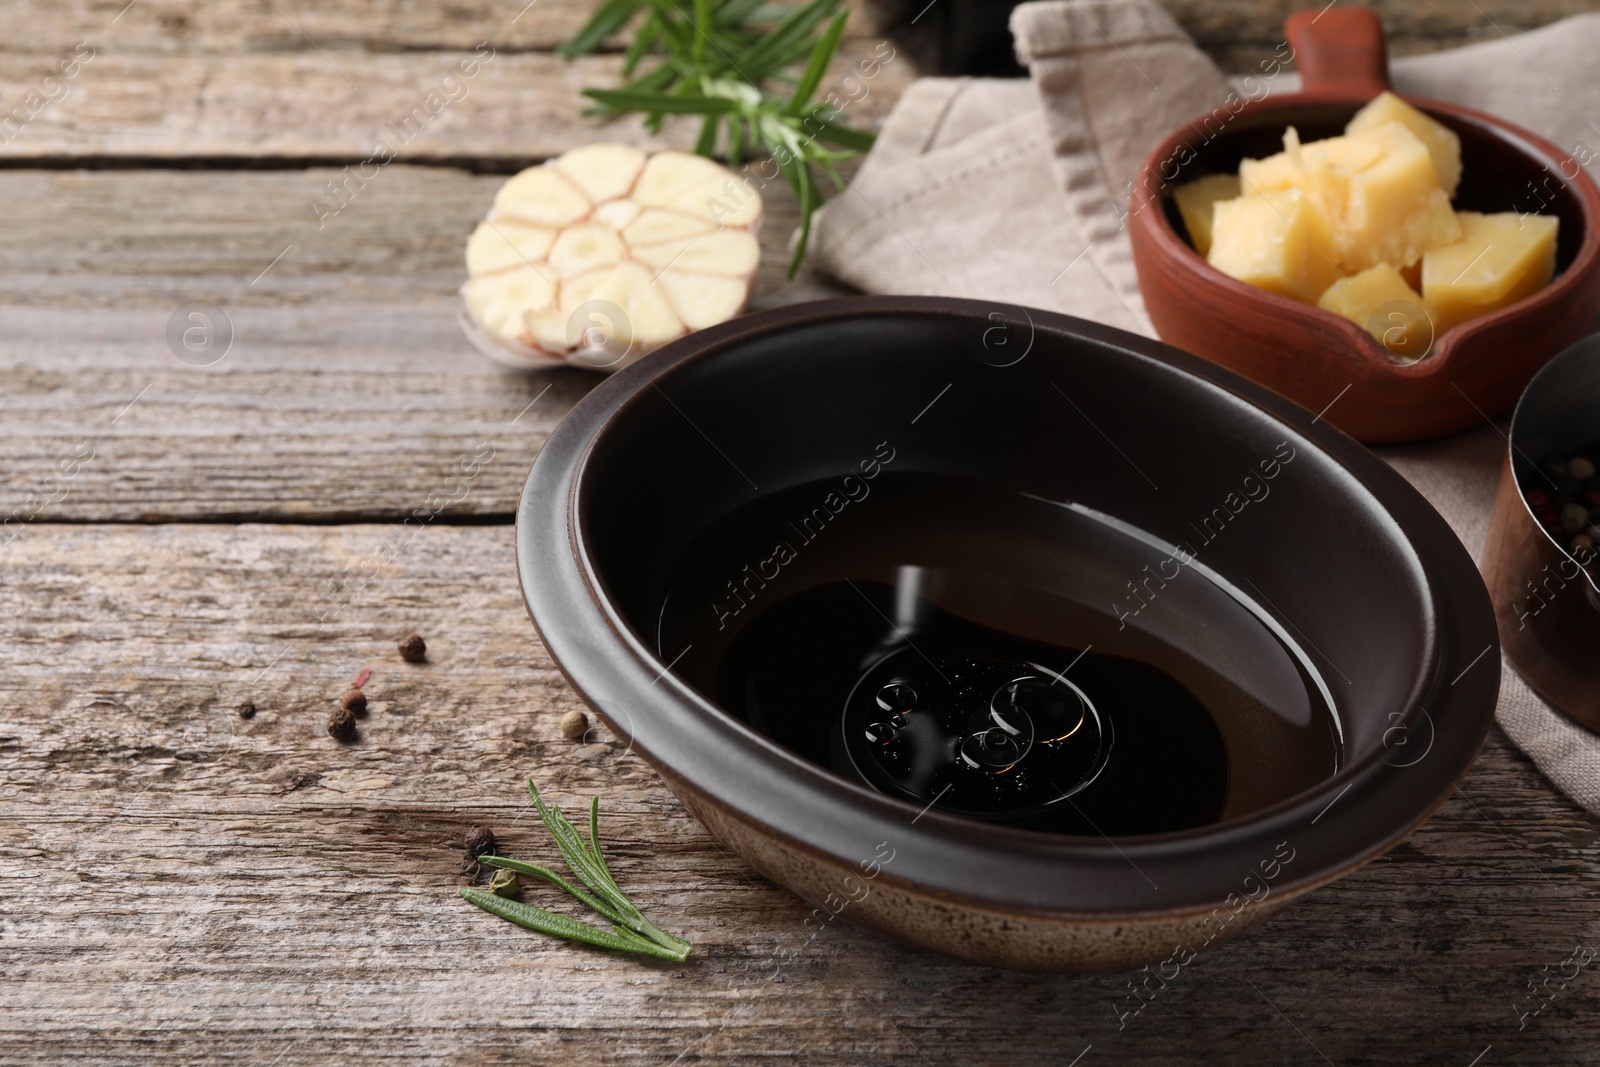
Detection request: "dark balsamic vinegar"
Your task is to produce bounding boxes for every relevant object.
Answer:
[656,472,1341,836]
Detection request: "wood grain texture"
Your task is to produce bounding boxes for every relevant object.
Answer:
[1,522,1597,1066]
[0,166,852,523]
[0,40,908,163]
[0,0,883,56]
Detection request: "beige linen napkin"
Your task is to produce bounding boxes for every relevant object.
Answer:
[813,1,1600,813]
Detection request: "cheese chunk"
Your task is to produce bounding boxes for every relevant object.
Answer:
[1173,174,1242,256]
[1300,122,1461,271]
[1346,91,1461,197]
[1316,263,1432,358]
[1239,152,1300,196]
[1422,211,1559,332]
[1208,188,1341,302]
[1238,128,1307,197]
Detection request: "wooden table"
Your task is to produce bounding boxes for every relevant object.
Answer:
[4,2,1598,1064]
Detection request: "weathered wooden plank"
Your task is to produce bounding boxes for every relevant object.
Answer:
[0,40,908,162]
[0,165,852,522]
[0,166,839,312]
[0,0,1575,61]
[0,521,1597,1065]
[0,0,883,56]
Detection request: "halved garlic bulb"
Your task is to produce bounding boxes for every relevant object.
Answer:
[461,145,763,372]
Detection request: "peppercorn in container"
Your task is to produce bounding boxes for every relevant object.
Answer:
[1523,452,1600,571]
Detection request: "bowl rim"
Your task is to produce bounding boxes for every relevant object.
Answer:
[1129,90,1600,380]
[1506,332,1600,596]
[516,295,1500,920]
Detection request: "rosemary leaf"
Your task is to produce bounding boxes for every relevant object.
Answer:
[714,0,768,29]
[524,780,690,958]
[476,855,625,925]
[737,0,840,78]
[776,149,816,273]
[786,11,846,113]
[810,117,876,152]
[526,781,619,903]
[691,0,712,64]
[695,113,721,155]
[582,89,739,115]
[558,0,646,58]
[587,796,690,956]
[622,15,663,75]
[460,889,688,962]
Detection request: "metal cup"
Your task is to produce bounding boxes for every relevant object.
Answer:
[1483,335,1600,730]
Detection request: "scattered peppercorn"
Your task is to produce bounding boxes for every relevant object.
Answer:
[398,633,427,663]
[340,688,368,715]
[487,867,521,899]
[560,709,590,741]
[464,825,497,859]
[1571,457,1597,481]
[238,701,257,720]
[327,705,358,743]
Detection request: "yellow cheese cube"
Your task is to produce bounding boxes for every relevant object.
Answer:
[1346,91,1461,197]
[1316,263,1432,359]
[1240,153,1299,195]
[1238,128,1307,196]
[1300,122,1461,271]
[1422,211,1559,332]
[1208,188,1341,303]
[1172,174,1241,257]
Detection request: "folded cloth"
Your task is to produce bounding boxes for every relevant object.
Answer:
[812,0,1600,815]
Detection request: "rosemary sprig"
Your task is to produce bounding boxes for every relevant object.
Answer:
[459,779,691,963]
[561,0,876,275]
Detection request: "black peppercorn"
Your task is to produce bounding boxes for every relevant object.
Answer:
[464,825,497,858]
[398,633,427,663]
[340,688,368,715]
[327,705,358,743]
[238,701,256,720]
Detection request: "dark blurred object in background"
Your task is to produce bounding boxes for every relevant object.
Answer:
[871,0,1027,76]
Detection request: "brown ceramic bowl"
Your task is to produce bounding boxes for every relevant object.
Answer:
[1483,335,1600,730]
[516,296,1499,971]
[1128,8,1600,445]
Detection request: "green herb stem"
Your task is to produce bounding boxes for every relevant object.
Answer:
[475,855,625,924]
[460,889,689,962]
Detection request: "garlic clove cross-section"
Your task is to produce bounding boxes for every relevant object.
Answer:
[460,145,763,372]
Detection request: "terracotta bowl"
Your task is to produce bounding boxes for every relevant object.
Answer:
[516,296,1499,971]
[1483,335,1600,730]
[1128,8,1600,445]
